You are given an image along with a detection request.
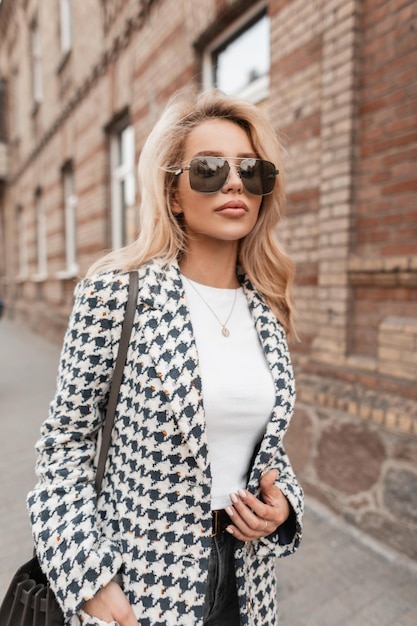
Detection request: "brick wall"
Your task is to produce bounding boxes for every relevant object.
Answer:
[0,0,416,559]
[270,0,323,355]
[349,0,417,371]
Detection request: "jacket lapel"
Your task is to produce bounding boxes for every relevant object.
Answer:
[137,260,209,474]
[241,276,295,420]
[241,277,296,480]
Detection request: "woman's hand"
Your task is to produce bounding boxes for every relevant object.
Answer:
[225,469,290,542]
[83,581,137,625]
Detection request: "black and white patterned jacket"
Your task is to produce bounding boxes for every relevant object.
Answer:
[27,258,303,626]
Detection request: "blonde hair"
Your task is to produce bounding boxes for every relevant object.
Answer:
[87,88,296,335]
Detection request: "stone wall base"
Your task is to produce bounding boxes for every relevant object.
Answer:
[286,374,417,560]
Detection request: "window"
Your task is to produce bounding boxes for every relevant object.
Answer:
[12,69,21,140]
[203,7,270,104]
[59,0,72,55]
[110,123,135,249]
[0,77,6,143]
[31,21,43,104]
[16,206,28,279]
[57,163,78,278]
[34,190,47,279]
[0,205,6,279]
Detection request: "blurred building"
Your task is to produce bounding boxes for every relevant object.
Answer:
[0,0,416,559]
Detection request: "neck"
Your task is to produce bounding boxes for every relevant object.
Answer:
[180,241,240,289]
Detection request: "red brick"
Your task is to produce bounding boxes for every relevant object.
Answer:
[281,113,321,144]
[382,179,417,196]
[288,188,320,215]
[361,130,417,157]
[359,89,407,115]
[270,35,322,79]
[269,0,292,16]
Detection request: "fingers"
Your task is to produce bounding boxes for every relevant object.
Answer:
[224,484,290,542]
[224,507,266,542]
[230,492,270,527]
[223,492,272,542]
[260,469,282,506]
[260,468,279,491]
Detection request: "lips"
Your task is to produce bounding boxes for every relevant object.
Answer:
[215,200,249,212]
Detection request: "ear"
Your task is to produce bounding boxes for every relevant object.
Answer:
[171,190,183,215]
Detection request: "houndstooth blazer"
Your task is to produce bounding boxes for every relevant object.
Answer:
[27,258,303,626]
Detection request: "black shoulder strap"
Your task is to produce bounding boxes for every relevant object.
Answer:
[95,270,139,494]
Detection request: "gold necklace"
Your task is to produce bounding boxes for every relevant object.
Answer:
[184,277,238,337]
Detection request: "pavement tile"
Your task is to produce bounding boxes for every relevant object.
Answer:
[394,579,417,605]
[396,608,417,626]
[315,578,406,626]
[277,509,417,625]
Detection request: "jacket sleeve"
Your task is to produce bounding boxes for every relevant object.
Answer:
[249,436,303,559]
[272,439,303,553]
[27,273,128,618]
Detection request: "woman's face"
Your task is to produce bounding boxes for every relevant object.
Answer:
[173,119,263,247]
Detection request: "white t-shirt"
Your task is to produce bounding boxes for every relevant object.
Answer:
[182,277,275,510]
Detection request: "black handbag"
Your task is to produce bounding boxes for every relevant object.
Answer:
[0,271,138,626]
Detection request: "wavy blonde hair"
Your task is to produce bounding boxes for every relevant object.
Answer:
[87,88,296,335]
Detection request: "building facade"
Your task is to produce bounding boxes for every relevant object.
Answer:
[0,0,416,559]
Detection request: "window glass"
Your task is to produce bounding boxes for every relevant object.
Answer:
[60,0,72,54]
[16,206,28,278]
[12,70,21,139]
[211,13,269,102]
[35,192,47,277]
[31,22,43,103]
[110,124,135,249]
[63,166,77,271]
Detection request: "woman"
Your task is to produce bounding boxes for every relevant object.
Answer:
[28,89,303,626]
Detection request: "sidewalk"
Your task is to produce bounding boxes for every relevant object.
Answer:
[277,501,417,625]
[1,317,416,625]
[0,317,60,597]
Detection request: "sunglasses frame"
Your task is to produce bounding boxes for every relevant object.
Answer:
[174,156,279,196]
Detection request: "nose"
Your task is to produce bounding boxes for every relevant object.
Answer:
[222,164,243,193]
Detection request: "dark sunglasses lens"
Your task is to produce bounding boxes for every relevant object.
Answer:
[189,157,229,193]
[240,159,277,195]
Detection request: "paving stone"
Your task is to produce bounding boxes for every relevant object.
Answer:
[395,607,417,626]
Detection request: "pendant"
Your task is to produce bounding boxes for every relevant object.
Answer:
[222,327,230,337]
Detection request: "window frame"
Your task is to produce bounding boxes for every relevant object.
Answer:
[30,20,43,105]
[33,190,47,281]
[109,122,136,250]
[16,205,28,281]
[12,68,21,141]
[59,0,73,55]
[56,163,79,279]
[202,2,269,104]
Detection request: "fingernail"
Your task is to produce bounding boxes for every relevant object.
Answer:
[238,489,247,498]
[226,526,234,534]
[230,493,238,504]
[225,506,234,517]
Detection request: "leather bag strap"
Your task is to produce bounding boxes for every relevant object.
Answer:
[94,270,139,494]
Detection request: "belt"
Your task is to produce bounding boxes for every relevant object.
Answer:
[212,509,232,536]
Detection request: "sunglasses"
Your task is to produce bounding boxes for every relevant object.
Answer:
[174,156,279,196]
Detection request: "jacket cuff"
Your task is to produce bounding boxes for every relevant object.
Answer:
[51,539,123,618]
[254,480,303,557]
